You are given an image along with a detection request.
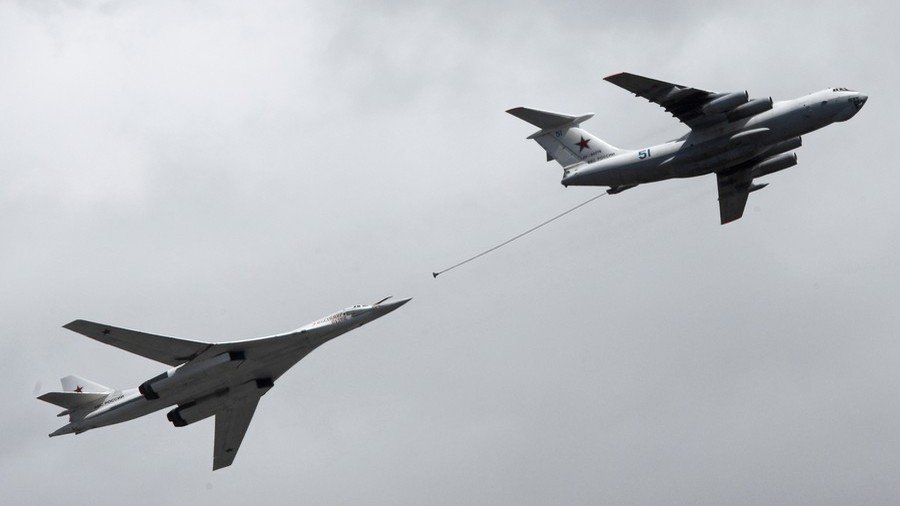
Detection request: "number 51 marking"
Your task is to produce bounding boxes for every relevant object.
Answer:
[638,149,651,159]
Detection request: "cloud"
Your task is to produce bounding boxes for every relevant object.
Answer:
[1,1,897,505]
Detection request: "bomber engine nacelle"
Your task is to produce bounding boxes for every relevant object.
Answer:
[702,91,749,114]
[727,97,774,122]
[167,399,219,427]
[139,351,246,400]
[751,152,797,179]
[166,378,275,427]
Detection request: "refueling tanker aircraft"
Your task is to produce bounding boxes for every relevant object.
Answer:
[38,296,411,470]
[508,72,867,224]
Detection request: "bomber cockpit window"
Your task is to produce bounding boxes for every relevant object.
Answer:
[832,87,852,92]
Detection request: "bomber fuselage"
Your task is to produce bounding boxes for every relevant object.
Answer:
[50,299,410,436]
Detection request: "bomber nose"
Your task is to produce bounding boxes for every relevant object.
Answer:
[377,297,412,314]
[852,93,868,110]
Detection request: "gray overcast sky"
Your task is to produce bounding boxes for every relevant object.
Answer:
[2,1,898,504]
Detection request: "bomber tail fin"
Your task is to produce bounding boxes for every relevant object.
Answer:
[38,375,114,420]
[59,375,113,394]
[507,107,623,168]
[38,391,108,411]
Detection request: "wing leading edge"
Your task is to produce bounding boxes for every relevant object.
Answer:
[604,72,718,129]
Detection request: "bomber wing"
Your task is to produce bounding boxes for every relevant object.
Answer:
[212,396,261,470]
[604,72,718,129]
[187,322,338,366]
[63,320,211,367]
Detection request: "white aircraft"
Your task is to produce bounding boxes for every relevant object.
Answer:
[38,296,411,470]
[509,72,867,224]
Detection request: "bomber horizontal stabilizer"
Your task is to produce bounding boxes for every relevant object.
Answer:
[38,391,108,410]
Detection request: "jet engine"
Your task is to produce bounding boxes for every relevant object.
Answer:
[167,399,218,427]
[139,351,246,400]
[750,152,797,179]
[727,97,773,122]
[764,137,802,157]
[166,378,275,427]
[702,91,749,114]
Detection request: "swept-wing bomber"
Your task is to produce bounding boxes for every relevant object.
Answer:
[509,72,867,223]
[38,296,411,470]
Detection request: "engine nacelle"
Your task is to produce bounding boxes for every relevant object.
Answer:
[702,91,749,114]
[751,152,797,179]
[167,399,219,427]
[139,351,245,400]
[727,97,773,122]
[166,378,275,427]
[139,371,172,400]
[764,136,802,158]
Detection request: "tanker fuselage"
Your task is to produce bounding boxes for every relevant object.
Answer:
[561,89,867,188]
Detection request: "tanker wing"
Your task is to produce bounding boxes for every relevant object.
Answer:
[605,72,718,129]
[604,72,760,130]
[716,147,801,224]
[716,168,754,225]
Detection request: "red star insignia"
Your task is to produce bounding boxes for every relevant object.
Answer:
[74,385,83,393]
[577,137,590,152]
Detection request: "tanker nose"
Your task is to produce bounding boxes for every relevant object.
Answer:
[837,92,867,121]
